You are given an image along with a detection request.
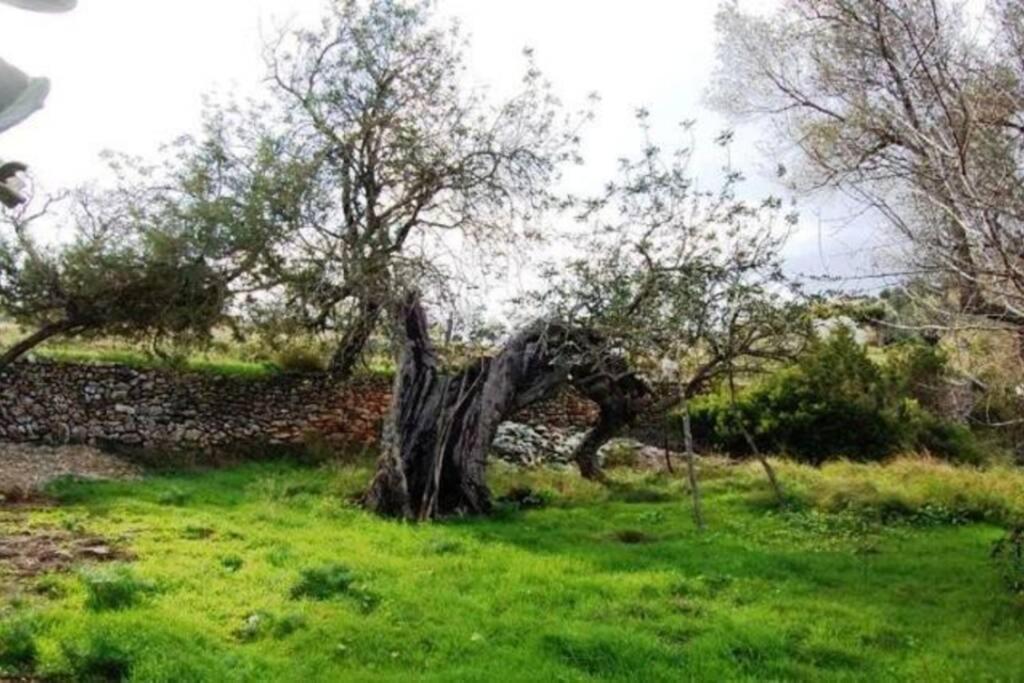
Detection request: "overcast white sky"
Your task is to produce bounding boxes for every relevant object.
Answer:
[0,0,884,295]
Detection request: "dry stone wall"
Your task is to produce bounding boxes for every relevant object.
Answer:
[0,360,391,453]
[0,361,600,456]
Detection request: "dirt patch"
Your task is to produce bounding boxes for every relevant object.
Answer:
[0,443,142,500]
[0,514,132,581]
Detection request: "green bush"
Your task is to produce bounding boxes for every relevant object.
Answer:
[62,633,134,683]
[274,344,327,374]
[0,617,38,674]
[687,331,981,464]
[82,566,154,611]
[290,564,357,601]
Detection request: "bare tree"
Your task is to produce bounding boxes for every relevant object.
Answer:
[0,184,240,368]
[711,0,1024,337]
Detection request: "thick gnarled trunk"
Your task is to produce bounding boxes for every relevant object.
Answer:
[363,293,648,520]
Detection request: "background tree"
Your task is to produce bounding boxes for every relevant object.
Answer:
[0,183,243,368]
[711,0,1024,338]
[186,0,589,379]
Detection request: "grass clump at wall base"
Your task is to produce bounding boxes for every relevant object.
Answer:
[273,344,328,373]
[759,456,1024,527]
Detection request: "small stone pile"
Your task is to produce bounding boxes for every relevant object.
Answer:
[491,421,686,472]
[491,422,585,466]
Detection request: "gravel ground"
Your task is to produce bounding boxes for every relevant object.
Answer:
[0,443,142,499]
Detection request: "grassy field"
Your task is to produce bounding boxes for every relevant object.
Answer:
[1,457,1022,682]
[0,322,403,380]
[0,322,280,378]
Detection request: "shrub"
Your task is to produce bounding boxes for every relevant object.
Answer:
[601,442,641,469]
[992,528,1024,596]
[686,331,981,464]
[290,564,378,612]
[82,566,154,611]
[274,344,327,374]
[884,341,948,411]
[0,617,37,674]
[290,564,357,601]
[61,632,133,683]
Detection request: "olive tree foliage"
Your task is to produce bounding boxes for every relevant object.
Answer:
[533,116,808,519]
[188,0,590,378]
[537,116,806,402]
[0,182,238,368]
[711,0,1024,333]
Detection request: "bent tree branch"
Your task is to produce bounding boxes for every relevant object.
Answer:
[0,319,79,370]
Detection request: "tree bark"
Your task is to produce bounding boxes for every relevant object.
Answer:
[329,298,383,380]
[363,293,648,520]
[680,398,705,530]
[0,320,76,371]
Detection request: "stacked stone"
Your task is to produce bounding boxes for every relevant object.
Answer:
[0,360,391,452]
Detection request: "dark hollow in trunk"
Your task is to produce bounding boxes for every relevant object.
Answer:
[363,293,648,520]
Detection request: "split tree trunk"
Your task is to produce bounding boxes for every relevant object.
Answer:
[363,293,648,520]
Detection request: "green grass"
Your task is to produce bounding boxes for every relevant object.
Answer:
[1,457,1022,681]
[37,346,280,379]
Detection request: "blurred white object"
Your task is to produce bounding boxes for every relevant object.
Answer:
[0,0,76,11]
[659,357,680,382]
[813,315,870,345]
[0,0,75,208]
[0,58,50,135]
